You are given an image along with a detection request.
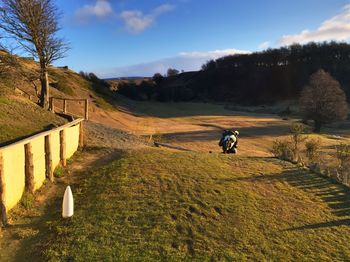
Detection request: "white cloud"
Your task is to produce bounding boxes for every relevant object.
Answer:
[119,11,153,33]
[179,48,250,58]
[98,48,251,78]
[258,41,270,50]
[152,4,175,16]
[120,4,175,33]
[75,0,113,23]
[279,4,350,45]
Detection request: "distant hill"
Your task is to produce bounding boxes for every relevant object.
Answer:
[115,42,350,104]
[104,76,150,81]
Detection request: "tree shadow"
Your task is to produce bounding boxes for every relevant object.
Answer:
[115,98,282,118]
[286,218,350,230]
[231,167,350,230]
[5,148,125,261]
[163,124,289,143]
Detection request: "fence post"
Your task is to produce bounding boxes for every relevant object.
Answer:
[84,99,89,120]
[49,97,54,112]
[79,121,84,148]
[45,134,54,182]
[24,143,35,194]
[63,99,67,114]
[60,130,66,167]
[0,151,8,226]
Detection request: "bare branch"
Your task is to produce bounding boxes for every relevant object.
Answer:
[0,0,70,108]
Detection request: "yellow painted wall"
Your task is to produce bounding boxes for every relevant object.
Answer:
[2,144,25,210]
[31,136,46,190]
[50,131,61,169]
[0,120,83,212]
[65,124,80,159]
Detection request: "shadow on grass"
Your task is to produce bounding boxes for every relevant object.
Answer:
[287,218,350,230]
[163,124,289,143]
[232,167,350,230]
[6,148,125,261]
[115,99,235,118]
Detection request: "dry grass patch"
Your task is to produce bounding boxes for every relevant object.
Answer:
[39,148,350,261]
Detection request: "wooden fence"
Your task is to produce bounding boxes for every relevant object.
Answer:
[0,118,84,225]
[50,97,89,120]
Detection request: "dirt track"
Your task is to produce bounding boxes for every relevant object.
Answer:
[82,100,350,157]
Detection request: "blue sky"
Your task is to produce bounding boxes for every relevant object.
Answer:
[54,0,350,77]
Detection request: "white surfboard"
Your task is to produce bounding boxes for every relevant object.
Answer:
[62,186,74,218]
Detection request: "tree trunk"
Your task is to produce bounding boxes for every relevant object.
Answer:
[314,120,322,133]
[39,65,49,109]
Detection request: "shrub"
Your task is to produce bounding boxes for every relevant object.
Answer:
[20,192,34,209]
[289,123,307,162]
[335,144,350,170]
[305,138,322,163]
[152,133,166,143]
[54,166,64,178]
[271,139,293,161]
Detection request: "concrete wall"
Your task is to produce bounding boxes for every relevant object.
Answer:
[0,119,83,211]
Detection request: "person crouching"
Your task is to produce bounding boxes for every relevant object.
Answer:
[219,130,239,154]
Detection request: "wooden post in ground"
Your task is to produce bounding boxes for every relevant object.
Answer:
[63,99,67,114]
[24,143,35,194]
[0,151,8,226]
[45,135,54,182]
[60,130,66,167]
[49,97,55,112]
[79,121,84,148]
[84,99,89,120]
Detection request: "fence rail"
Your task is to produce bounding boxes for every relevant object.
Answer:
[50,97,89,120]
[0,118,84,225]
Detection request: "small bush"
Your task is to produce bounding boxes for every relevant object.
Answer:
[290,122,307,135]
[20,192,34,209]
[335,144,350,170]
[271,139,293,161]
[289,123,308,162]
[54,166,64,178]
[305,138,322,163]
[152,133,165,143]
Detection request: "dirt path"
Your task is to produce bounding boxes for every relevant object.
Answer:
[0,121,146,261]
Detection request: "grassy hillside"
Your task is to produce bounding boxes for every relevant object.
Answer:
[41,148,350,261]
[0,95,66,144]
[0,51,118,144]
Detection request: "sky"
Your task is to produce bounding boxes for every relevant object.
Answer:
[52,0,350,78]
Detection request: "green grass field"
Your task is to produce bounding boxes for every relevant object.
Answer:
[0,95,66,144]
[40,148,350,261]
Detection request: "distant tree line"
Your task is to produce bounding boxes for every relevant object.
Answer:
[198,41,350,103]
[117,80,156,101]
[79,71,112,97]
[115,42,350,104]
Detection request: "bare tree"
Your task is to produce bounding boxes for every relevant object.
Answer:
[0,0,69,109]
[300,69,348,132]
